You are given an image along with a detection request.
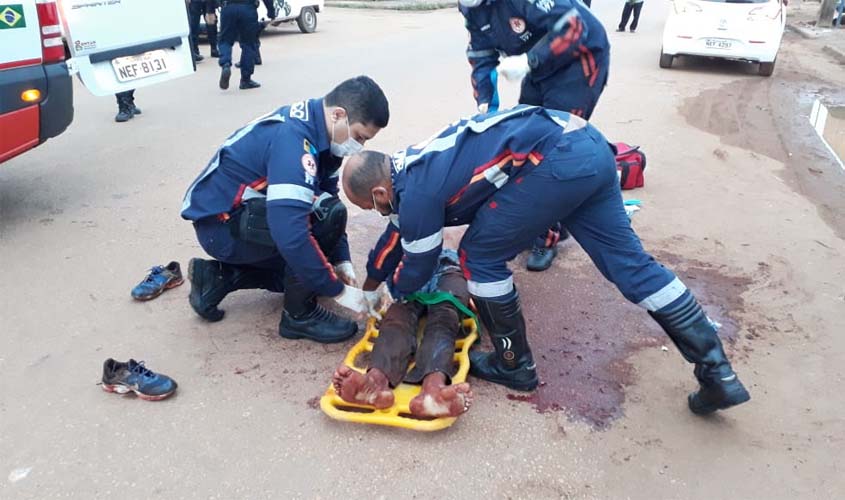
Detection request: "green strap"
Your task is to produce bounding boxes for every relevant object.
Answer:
[405,291,476,321]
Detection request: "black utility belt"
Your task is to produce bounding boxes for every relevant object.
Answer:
[227,194,337,248]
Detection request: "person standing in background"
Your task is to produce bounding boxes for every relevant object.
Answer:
[617,0,644,33]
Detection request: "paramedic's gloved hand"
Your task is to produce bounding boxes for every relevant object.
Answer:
[334,261,357,287]
[363,286,392,321]
[499,54,530,82]
[333,285,368,316]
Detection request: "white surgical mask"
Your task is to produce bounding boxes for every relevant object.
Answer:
[330,116,364,157]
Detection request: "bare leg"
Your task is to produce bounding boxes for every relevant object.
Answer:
[332,365,394,409]
[409,372,473,418]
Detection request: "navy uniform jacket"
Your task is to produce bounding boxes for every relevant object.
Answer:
[461,0,609,108]
[365,105,588,297]
[182,99,348,297]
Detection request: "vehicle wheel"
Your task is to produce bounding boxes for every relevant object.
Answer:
[758,60,775,77]
[297,6,317,33]
[659,50,673,69]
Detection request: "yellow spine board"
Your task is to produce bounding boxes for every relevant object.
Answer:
[320,316,478,431]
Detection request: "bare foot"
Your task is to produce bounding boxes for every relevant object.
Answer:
[331,365,394,409]
[409,373,473,418]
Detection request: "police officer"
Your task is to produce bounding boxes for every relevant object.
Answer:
[181,76,390,343]
[460,0,610,272]
[218,0,261,90]
[188,0,220,61]
[342,106,750,415]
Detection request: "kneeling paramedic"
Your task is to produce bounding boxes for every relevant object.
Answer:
[460,0,610,272]
[341,106,750,415]
[181,76,390,343]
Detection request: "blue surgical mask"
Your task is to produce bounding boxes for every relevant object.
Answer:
[330,116,364,157]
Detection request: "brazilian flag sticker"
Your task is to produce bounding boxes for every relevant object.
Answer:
[0,4,26,30]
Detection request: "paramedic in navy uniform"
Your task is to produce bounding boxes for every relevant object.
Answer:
[459,0,610,272]
[342,106,750,416]
[181,76,390,343]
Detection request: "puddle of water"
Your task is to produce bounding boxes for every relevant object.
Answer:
[810,100,845,169]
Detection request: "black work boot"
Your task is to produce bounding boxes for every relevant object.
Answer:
[219,64,231,90]
[526,228,568,272]
[469,292,539,391]
[187,258,280,322]
[239,79,261,90]
[279,269,357,343]
[128,95,142,116]
[649,290,750,415]
[114,94,133,123]
[526,244,558,272]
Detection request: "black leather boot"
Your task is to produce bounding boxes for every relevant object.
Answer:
[526,228,568,272]
[469,292,539,391]
[187,258,281,322]
[649,290,750,415]
[279,268,357,343]
[114,93,133,122]
[127,93,142,115]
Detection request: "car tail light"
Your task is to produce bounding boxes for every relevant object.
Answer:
[36,0,65,63]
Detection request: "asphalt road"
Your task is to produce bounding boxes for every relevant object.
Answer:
[1,4,844,499]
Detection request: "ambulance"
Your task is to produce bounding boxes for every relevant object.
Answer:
[0,0,194,165]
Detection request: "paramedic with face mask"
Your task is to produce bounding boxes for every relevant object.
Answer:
[181,76,390,343]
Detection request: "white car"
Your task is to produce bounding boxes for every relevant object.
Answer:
[660,0,787,76]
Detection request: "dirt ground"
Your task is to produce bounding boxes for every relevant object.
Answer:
[1,3,844,499]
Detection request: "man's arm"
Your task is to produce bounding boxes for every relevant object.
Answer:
[518,0,593,81]
[461,8,501,112]
[365,217,404,291]
[265,132,344,297]
[319,165,352,265]
[391,196,445,298]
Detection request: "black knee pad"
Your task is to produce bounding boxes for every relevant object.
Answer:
[311,194,347,254]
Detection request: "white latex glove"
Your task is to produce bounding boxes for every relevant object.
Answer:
[477,103,489,114]
[334,261,357,287]
[364,290,386,320]
[333,285,368,316]
[499,54,530,82]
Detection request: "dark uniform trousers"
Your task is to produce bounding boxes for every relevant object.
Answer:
[218,0,260,80]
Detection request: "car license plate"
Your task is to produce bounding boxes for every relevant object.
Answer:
[705,39,733,50]
[111,50,169,82]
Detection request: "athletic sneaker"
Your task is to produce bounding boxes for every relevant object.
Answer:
[101,359,178,401]
[131,262,183,301]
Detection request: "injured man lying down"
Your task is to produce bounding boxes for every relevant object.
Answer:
[332,250,474,418]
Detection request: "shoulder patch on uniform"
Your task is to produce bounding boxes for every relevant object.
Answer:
[303,139,317,155]
[290,101,309,121]
[302,153,317,185]
[509,17,526,34]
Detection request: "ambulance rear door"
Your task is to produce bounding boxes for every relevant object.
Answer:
[59,0,194,96]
